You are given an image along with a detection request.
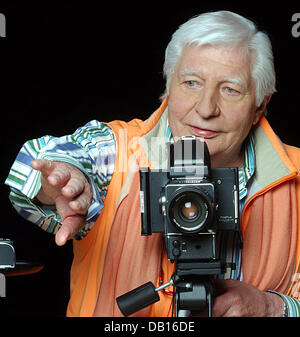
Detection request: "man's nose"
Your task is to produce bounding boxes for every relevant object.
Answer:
[195,86,220,118]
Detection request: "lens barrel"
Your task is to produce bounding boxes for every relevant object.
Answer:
[169,190,211,233]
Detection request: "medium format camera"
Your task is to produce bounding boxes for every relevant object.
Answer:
[116,136,240,317]
[140,136,240,263]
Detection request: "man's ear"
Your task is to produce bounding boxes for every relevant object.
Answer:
[253,94,272,125]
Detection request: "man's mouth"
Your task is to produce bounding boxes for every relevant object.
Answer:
[188,125,219,138]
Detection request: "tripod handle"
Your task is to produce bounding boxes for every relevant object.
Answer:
[116,282,160,316]
[116,276,176,317]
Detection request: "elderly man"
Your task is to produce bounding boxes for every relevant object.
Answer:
[5,11,300,316]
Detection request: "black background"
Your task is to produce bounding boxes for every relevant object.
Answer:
[0,1,299,316]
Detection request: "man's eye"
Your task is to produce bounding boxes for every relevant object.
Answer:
[185,80,197,88]
[224,87,240,95]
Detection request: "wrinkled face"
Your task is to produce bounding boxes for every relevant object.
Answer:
[167,44,268,168]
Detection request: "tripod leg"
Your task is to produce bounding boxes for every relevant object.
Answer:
[174,290,179,317]
[174,292,191,317]
[175,279,215,316]
[207,290,212,317]
[175,280,208,315]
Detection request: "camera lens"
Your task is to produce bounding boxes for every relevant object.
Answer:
[180,201,198,220]
[169,190,212,233]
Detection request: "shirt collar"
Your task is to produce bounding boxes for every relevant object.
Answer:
[240,132,256,185]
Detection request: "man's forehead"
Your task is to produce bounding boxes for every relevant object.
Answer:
[177,44,252,82]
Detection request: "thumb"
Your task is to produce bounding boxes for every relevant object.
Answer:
[55,214,86,246]
[54,195,86,246]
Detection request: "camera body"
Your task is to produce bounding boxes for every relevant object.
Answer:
[140,136,239,263]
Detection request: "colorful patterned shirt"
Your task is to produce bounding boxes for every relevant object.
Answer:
[6,120,115,238]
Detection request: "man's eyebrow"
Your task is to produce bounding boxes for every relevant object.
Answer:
[223,77,246,88]
[179,69,247,89]
[179,68,201,77]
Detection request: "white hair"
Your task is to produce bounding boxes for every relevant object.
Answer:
[163,11,276,106]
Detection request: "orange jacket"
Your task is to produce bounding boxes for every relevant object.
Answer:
[66,99,300,316]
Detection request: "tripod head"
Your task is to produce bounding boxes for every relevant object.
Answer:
[116,259,232,317]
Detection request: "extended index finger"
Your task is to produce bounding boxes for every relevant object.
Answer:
[32,159,72,187]
[55,214,86,246]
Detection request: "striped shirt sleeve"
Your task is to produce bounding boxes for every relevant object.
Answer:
[5,120,116,239]
[267,290,300,317]
[281,293,300,317]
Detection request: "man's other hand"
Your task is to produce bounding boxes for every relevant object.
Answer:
[212,279,285,316]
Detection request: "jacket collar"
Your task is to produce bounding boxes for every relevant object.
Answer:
[251,116,297,193]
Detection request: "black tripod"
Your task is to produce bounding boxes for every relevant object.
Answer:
[116,259,227,317]
[173,260,227,316]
